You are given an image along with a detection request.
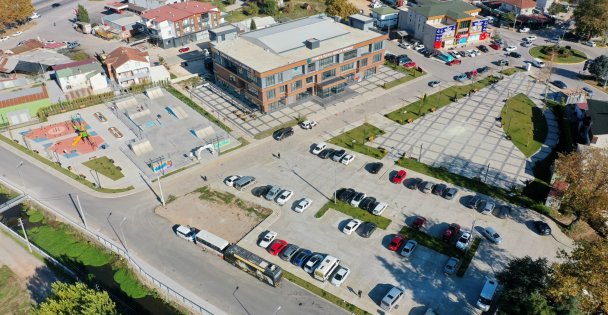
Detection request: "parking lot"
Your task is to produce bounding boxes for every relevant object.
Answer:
[224,128,573,314]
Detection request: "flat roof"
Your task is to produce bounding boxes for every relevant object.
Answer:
[409,0,479,19]
[213,15,385,73]
[0,85,45,102]
[349,13,374,23]
[16,49,71,66]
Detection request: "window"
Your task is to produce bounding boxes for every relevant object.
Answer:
[306,76,314,84]
[277,72,284,83]
[340,63,354,72]
[373,54,382,63]
[291,80,302,90]
[279,85,286,93]
[459,20,471,29]
[343,50,357,60]
[322,69,336,80]
[248,84,259,96]
[265,75,275,86]
[308,62,316,72]
[372,41,383,51]
[266,89,276,99]
[360,58,368,67]
[318,56,335,68]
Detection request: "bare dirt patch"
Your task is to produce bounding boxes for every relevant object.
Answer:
[349,0,372,15]
[156,186,272,243]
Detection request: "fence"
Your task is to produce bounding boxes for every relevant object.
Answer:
[0,178,216,315]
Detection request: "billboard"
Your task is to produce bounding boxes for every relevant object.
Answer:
[471,19,489,33]
[434,25,456,41]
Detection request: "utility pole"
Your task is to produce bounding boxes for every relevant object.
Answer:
[120,217,128,253]
[156,171,166,206]
[419,144,423,162]
[484,163,490,183]
[18,218,32,253]
[16,161,25,191]
[76,195,88,229]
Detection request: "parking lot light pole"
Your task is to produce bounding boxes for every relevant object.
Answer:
[16,161,25,191]
[156,172,166,207]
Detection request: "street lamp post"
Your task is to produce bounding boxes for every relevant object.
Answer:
[16,161,25,191]
[119,217,128,253]
[156,172,166,206]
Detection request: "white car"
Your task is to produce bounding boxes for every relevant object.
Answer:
[521,41,533,47]
[174,225,196,241]
[29,12,41,19]
[414,43,425,50]
[584,41,597,47]
[294,198,312,213]
[0,36,9,41]
[276,189,293,205]
[12,31,23,37]
[330,265,350,286]
[505,46,517,51]
[482,226,502,244]
[449,51,461,59]
[400,240,417,257]
[258,230,277,248]
[372,202,387,215]
[399,42,411,49]
[519,27,530,33]
[312,142,327,155]
[350,192,366,207]
[472,49,481,56]
[455,231,472,250]
[299,120,318,129]
[340,154,355,165]
[342,219,362,235]
[525,35,537,41]
[224,175,240,187]
[444,257,460,275]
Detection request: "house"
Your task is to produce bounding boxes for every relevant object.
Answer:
[104,47,151,87]
[499,0,536,15]
[579,99,608,148]
[52,58,110,97]
[371,6,400,30]
[12,49,72,74]
[140,2,221,48]
[100,14,142,39]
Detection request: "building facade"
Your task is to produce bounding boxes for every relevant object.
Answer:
[499,0,536,15]
[211,15,387,113]
[52,59,109,93]
[398,0,490,50]
[371,7,400,30]
[104,47,151,87]
[140,2,221,48]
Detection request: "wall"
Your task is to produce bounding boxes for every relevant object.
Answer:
[89,73,109,91]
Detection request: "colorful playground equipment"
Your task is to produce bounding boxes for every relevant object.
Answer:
[70,115,94,147]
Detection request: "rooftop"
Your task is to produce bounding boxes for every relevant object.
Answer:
[105,47,149,69]
[55,62,103,79]
[372,6,400,15]
[349,13,374,22]
[0,85,46,102]
[213,15,385,73]
[500,0,536,9]
[408,0,479,19]
[52,58,97,71]
[587,99,608,136]
[16,49,71,66]
[141,2,216,23]
[103,14,142,26]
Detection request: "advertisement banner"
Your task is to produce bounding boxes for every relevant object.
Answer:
[434,25,456,41]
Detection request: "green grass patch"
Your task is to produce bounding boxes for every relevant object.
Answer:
[83,156,125,180]
[26,209,44,223]
[314,201,391,230]
[456,237,481,277]
[225,9,249,22]
[529,45,587,63]
[166,86,233,133]
[254,118,303,140]
[0,134,133,193]
[220,137,250,155]
[282,271,371,315]
[385,75,500,124]
[170,73,177,80]
[327,123,387,159]
[501,93,548,157]
[0,265,32,315]
[399,226,463,258]
[114,268,149,299]
[382,63,426,89]
[499,67,524,76]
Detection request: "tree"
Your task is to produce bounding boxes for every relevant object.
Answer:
[548,3,568,15]
[554,148,608,233]
[260,0,278,15]
[0,0,35,32]
[325,0,358,19]
[548,240,608,313]
[35,282,117,315]
[77,4,90,23]
[250,19,257,30]
[244,2,259,15]
[572,0,608,39]
[496,256,553,315]
[502,12,516,26]
[589,54,608,81]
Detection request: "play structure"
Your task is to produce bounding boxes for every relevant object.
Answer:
[190,144,215,160]
[148,157,172,173]
[70,115,95,147]
[24,119,89,142]
[145,87,164,99]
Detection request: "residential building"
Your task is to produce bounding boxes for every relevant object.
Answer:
[211,15,387,112]
[101,14,142,39]
[499,0,536,15]
[104,47,151,87]
[579,100,608,148]
[398,0,490,49]
[52,58,109,96]
[140,2,221,48]
[371,6,399,30]
[128,0,180,10]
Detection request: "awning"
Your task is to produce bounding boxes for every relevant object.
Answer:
[396,31,409,37]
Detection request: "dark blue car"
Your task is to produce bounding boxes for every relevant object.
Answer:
[291,249,312,267]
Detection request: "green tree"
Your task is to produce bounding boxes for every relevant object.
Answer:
[35,282,118,315]
[244,2,259,15]
[250,19,257,30]
[548,3,568,15]
[496,256,553,315]
[260,0,278,15]
[572,0,608,39]
[77,4,90,23]
[589,54,608,81]
[325,0,358,19]
[0,0,34,32]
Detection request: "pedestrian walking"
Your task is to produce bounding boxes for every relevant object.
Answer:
[278,152,281,159]
[357,290,362,298]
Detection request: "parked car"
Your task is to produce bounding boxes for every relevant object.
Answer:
[478,45,489,52]
[552,80,568,89]
[291,249,312,267]
[265,185,282,201]
[489,43,501,50]
[273,127,294,141]
[429,80,441,87]
[350,192,366,207]
[497,59,509,66]
[12,31,23,37]
[279,244,300,261]
[525,35,537,41]
[519,27,530,33]
[29,12,41,19]
[51,2,61,7]
[384,53,397,64]
[584,41,597,47]
[444,257,461,275]
[443,223,461,242]
[456,231,472,250]
[330,265,350,286]
[412,216,427,230]
[534,221,552,235]
[224,175,241,187]
[252,185,270,197]
[447,59,462,66]
[303,253,324,273]
[399,42,411,49]
[454,73,467,81]
[444,187,458,200]
[294,198,312,213]
[404,61,417,68]
[467,195,482,208]
[318,148,335,159]
[372,202,387,215]
[332,149,347,162]
[392,170,407,184]
[360,197,377,212]
[178,47,190,53]
[449,51,461,59]
[174,224,197,241]
[268,239,288,255]
[342,218,362,235]
[312,142,327,155]
[482,226,503,244]
[521,41,533,47]
[299,120,318,129]
[368,162,384,174]
[359,222,377,238]
[421,181,435,193]
[388,235,405,251]
[276,190,293,205]
[509,52,522,58]
[258,231,278,248]
[495,205,511,219]
[400,240,417,257]
[341,154,355,165]
[432,183,447,196]
[380,286,404,311]
[338,188,355,202]
[477,66,490,74]
[0,36,9,41]
[406,178,423,189]
[414,43,425,50]
[466,70,478,78]
[477,198,496,215]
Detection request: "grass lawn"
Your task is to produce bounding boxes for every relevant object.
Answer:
[0,266,31,315]
[529,46,587,63]
[195,186,271,220]
[327,123,387,159]
[314,200,392,230]
[254,118,303,140]
[225,0,326,23]
[499,67,524,76]
[114,268,150,299]
[83,156,124,180]
[456,237,481,277]
[399,226,463,258]
[501,93,548,157]
[385,75,500,124]
[382,62,426,89]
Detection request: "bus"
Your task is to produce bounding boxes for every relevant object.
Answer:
[313,255,340,282]
[223,245,282,287]
[194,229,230,253]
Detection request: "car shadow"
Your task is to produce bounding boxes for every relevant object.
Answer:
[458,195,474,208]
[524,219,542,235]
[388,170,398,182]
[309,143,318,154]
[251,185,270,198]
[368,283,394,311]
[428,222,449,239]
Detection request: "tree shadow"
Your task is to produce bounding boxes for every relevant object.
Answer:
[26,264,58,304]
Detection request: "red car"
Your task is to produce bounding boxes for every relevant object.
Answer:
[447,59,461,66]
[489,43,501,50]
[412,216,427,230]
[403,61,416,68]
[268,239,287,256]
[388,235,405,251]
[178,47,190,53]
[443,223,461,242]
[466,70,478,79]
[392,170,407,184]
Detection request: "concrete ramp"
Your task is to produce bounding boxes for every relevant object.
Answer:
[128,108,152,120]
[167,106,188,119]
[192,126,215,139]
[145,87,164,99]
[0,194,28,213]
[114,97,138,110]
[129,139,154,156]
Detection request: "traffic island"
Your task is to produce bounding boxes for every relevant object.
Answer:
[529,45,587,64]
[327,123,387,159]
[501,93,548,157]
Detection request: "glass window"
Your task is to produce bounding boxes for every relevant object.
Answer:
[340,63,354,72]
[265,76,275,86]
[291,80,302,90]
[306,76,314,84]
[322,69,336,80]
[279,85,286,93]
[360,58,368,67]
[343,50,357,60]
[266,89,275,99]
[373,54,382,63]
[318,56,335,68]
[372,41,383,51]
[308,62,316,72]
[248,84,258,96]
[277,72,284,83]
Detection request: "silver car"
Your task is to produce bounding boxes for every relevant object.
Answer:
[482,226,502,244]
[444,257,460,275]
[264,185,281,201]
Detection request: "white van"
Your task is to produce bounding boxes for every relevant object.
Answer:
[380,286,404,311]
[175,225,196,242]
[476,278,499,311]
[313,255,340,281]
